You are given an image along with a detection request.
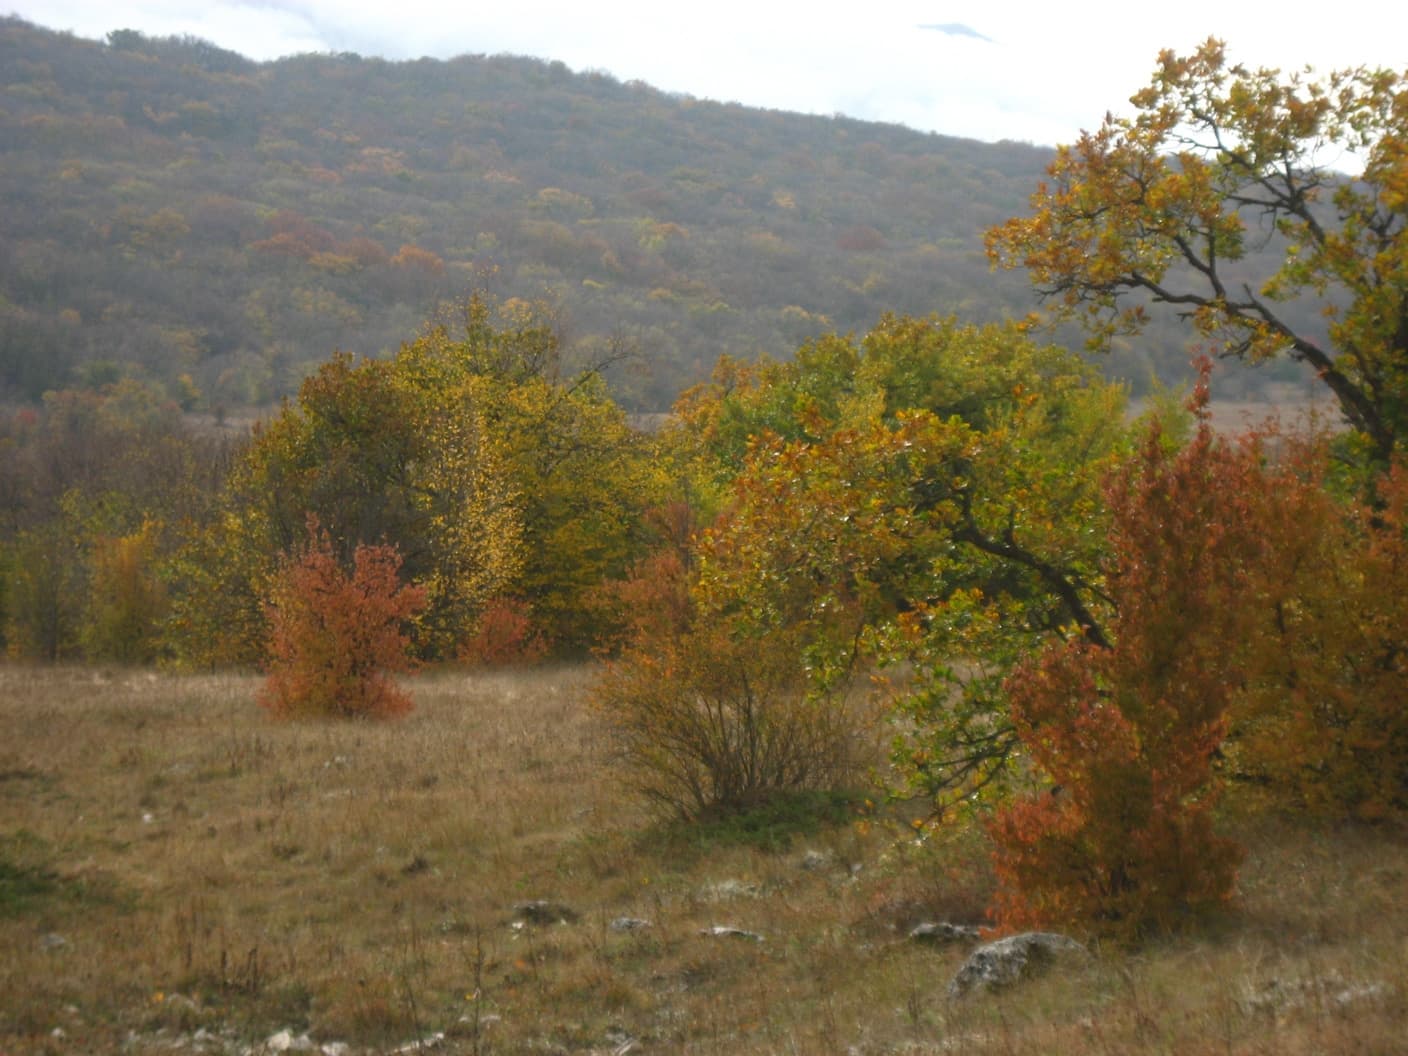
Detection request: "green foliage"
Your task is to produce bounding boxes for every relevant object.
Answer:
[674,315,1129,811]
[605,316,1129,821]
[4,521,85,661]
[649,790,866,853]
[988,39,1408,462]
[259,518,427,719]
[0,380,233,663]
[177,295,659,666]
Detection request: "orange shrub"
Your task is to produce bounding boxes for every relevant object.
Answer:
[457,596,546,667]
[989,395,1256,935]
[258,518,427,719]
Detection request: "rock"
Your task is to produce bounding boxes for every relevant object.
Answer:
[947,932,1088,998]
[909,921,982,945]
[609,916,652,932]
[320,1044,351,1056]
[258,1029,317,1053]
[389,1032,445,1053]
[799,849,833,871]
[1240,973,1389,1017]
[38,932,67,950]
[703,878,762,901]
[512,900,578,925]
[700,925,764,943]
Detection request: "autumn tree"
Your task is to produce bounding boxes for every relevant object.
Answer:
[609,316,1130,816]
[259,518,426,719]
[0,383,232,663]
[1227,444,1408,819]
[593,494,875,818]
[987,40,1408,463]
[171,295,660,666]
[80,519,169,664]
[989,366,1408,932]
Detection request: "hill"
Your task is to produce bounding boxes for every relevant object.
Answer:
[0,18,1319,412]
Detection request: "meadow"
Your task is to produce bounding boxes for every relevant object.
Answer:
[2,664,1405,1054]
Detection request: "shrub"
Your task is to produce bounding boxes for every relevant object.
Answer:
[988,397,1254,935]
[594,617,869,819]
[456,596,547,667]
[1231,454,1408,819]
[593,546,870,819]
[258,518,427,719]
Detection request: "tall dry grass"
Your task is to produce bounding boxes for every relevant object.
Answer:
[1,664,1405,1054]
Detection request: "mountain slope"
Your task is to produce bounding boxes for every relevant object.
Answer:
[0,18,1308,410]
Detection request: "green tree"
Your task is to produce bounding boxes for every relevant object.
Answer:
[987,40,1408,463]
[4,522,85,661]
[622,315,1130,815]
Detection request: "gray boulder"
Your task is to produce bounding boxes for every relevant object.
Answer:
[947,932,1088,998]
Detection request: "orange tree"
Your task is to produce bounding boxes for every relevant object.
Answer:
[990,370,1408,933]
[987,40,1408,465]
[1228,447,1408,820]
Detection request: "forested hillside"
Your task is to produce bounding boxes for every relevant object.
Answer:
[0,17,1314,411]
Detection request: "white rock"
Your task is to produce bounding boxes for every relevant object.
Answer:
[700,925,764,942]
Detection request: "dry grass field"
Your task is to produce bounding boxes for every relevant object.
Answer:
[2,664,1406,1055]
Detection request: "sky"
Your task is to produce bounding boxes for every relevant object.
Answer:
[8,1,1408,148]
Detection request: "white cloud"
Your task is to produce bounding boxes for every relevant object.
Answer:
[7,0,1407,148]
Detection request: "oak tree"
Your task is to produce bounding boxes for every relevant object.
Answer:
[987,40,1408,463]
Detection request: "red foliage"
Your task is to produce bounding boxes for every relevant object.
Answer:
[249,210,337,260]
[989,385,1255,935]
[587,502,696,651]
[457,596,547,668]
[258,517,427,719]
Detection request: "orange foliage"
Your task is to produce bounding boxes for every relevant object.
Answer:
[390,244,445,275]
[989,386,1255,935]
[1233,455,1408,818]
[457,596,547,668]
[258,517,427,719]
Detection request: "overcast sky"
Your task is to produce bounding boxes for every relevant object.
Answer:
[9,2,1407,148]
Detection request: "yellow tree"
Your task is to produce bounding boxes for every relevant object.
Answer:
[987,40,1408,463]
[169,295,659,665]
